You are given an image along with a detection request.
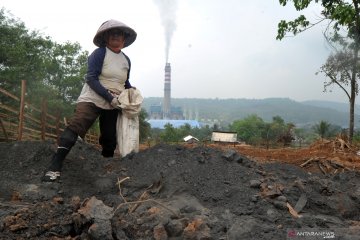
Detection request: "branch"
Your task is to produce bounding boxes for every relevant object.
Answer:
[113,198,180,218]
[282,18,327,39]
[116,176,130,203]
[323,71,351,100]
[322,20,348,52]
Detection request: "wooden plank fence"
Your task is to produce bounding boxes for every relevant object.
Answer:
[0,80,100,146]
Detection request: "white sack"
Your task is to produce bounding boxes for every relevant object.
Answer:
[117,114,139,157]
[116,88,143,157]
[117,88,143,118]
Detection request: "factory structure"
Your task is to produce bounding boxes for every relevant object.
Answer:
[163,63,172,119]
[149,63,183,120]
[147,63,201,129]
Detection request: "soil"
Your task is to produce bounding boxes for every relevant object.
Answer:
[0,139,360,240]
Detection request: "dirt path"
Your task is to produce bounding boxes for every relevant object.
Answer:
[0,140,360,239]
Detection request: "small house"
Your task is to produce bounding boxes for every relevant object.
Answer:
[211,131,237,143]
[183,135,199,144]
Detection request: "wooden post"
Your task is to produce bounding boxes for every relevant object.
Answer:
[0,118,9,141]
[17,80,26,141]
[40,98,48,140]
[55,112,61,145]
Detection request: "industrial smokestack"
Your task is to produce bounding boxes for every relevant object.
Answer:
[163,62,171,119]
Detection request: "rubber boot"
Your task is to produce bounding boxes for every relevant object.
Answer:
[42,128,78,182]
[48,147,70,172]
[101,149,115,158]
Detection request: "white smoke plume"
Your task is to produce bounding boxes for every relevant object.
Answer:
[153,0,178,63]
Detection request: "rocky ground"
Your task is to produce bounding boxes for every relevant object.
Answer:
[0,139,360,239]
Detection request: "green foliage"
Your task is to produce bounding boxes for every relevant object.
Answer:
[146,113,343,147]
[191,124,213,141]
[149,123,212,144]
[177,124,192,139]
[160,124,180,143]
[0,8,88,118]
[313,120,342,139]
[277,15,310,40]
[265,116,288,146]
[352,129,360,143]
[279,0,314,10]
[139,109,151,142]
[158,123,200,143]
[293,127,309,146]
[229,114,296,147]
[277,0,357,40]
[314,120,331,139]
[229,114,266,145]
[0,9,52,94]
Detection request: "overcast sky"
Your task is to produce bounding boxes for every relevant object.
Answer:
[1,0,349,103]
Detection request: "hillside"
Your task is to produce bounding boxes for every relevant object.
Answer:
[143,97,360,127]
[301,100,360,113]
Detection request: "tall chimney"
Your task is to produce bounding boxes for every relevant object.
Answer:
[163,63,171,119]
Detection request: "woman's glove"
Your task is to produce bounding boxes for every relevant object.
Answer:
[110,97,121,109]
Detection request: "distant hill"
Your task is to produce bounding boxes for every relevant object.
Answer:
[143,97,360,128]
[301,100,360,113]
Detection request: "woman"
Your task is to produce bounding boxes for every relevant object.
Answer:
[42,19,137,182]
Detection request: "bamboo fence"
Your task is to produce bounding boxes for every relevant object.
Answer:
[0,80,99,146]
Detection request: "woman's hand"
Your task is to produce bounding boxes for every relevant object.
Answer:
[110,97,121,109]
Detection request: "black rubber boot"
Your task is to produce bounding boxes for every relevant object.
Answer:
[42,128,78,182]
[47,147,70,172]
[101,149,114,158]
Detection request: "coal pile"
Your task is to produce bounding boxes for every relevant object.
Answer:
[0,140,360,239]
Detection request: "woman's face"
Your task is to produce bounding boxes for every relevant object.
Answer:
[106,29,125,52]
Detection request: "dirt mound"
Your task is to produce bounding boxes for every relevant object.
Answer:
[0,140,360,239]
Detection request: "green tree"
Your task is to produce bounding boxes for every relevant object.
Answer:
[261,116,294,147]
[46,42,88,102]
[261,123,273,148]
[159,123,179,143]
[0,8,53,96]
[293,127,306,147]
[39,41,88,117]
[230,115,296,147]
[313,120,342,139]
[191,125,212,142]
[178,124,192,139]
[314,120,331,139]
[277,0,360,142]
[268,116,287,147]
[139,109,151,142]
[317,46,360,131]
[352,129,360,143]
[213,123,220,131]
[0,8,88,117]
[270,116,287,142]
[277,123,295,147]
[229,114,266,145]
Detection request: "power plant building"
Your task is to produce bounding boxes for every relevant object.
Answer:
[148,62,200,129]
